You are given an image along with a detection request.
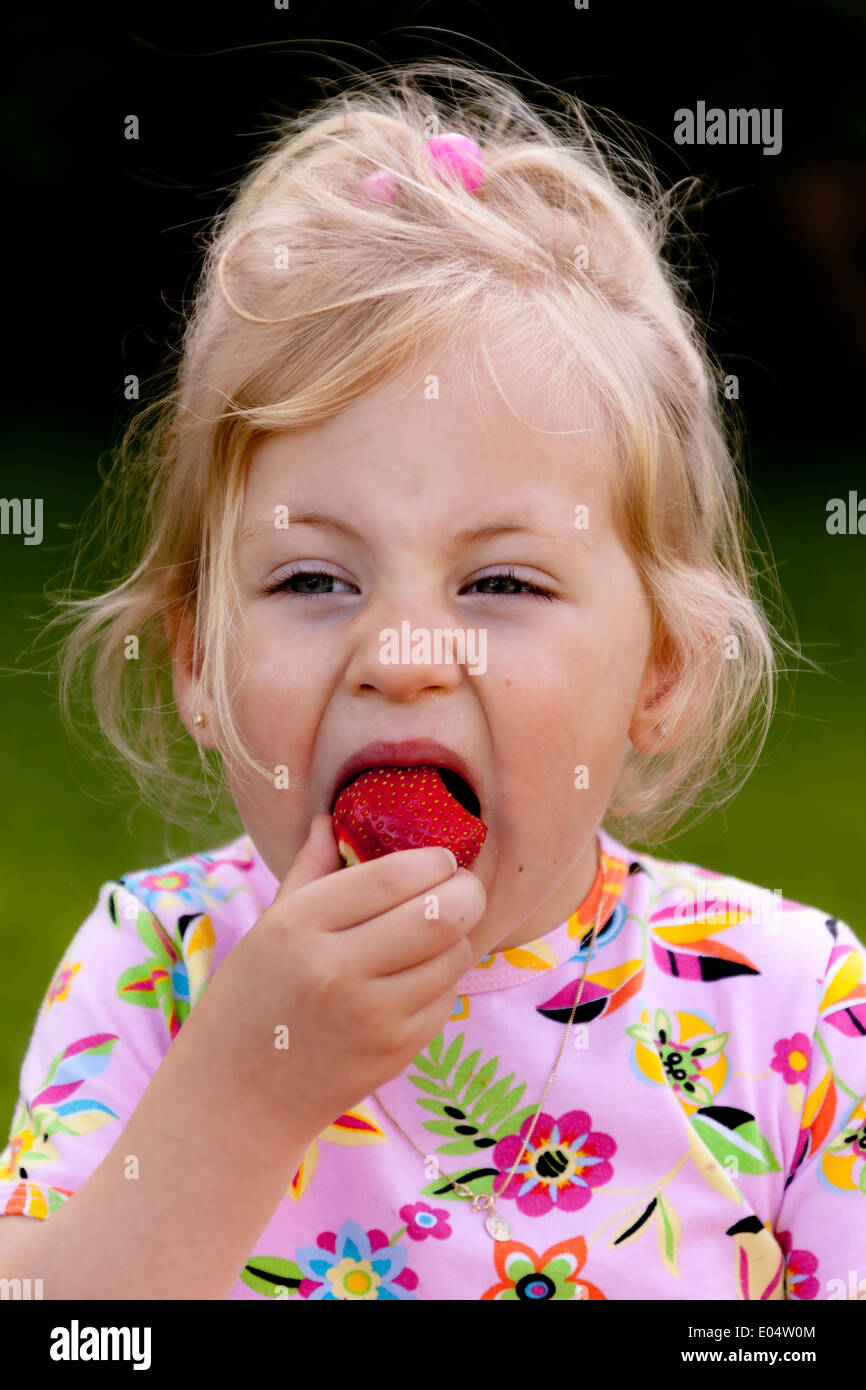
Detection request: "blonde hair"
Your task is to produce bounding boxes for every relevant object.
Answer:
[45,60,788,845]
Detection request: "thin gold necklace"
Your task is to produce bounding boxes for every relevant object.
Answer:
[372,865,605,1241]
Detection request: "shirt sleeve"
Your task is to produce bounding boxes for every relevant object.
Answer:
[0,880,182,1222]
[772,916,866,1300]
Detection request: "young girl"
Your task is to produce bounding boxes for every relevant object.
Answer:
[1,61,864,1302]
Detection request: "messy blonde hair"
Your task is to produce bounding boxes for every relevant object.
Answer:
[46,59,785,845]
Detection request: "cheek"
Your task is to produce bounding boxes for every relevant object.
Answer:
[499,594,649,781]
[228,623,321,759]
[585,569,653,702]
[593,631,648,728]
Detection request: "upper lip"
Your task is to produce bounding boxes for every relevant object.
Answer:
[328,739,482,815]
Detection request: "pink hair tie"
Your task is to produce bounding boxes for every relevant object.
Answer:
[423,133,485,191]
[359,132,485,205]
[359,167,398,203]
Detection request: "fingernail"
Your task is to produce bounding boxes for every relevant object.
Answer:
[444,848,459,874]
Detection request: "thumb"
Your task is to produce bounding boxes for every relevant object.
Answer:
[274,812,342,901]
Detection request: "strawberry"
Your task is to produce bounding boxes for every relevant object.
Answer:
[332,764,487,870]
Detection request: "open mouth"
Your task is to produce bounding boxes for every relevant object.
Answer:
[435,767,481,819]
[331,764,481,819]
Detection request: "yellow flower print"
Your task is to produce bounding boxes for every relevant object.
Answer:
[626,1008,729,1112]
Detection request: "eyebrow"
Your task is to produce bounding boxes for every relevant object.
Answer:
[241,509,553,550]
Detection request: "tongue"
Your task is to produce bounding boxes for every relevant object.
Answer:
[332,764,488,869]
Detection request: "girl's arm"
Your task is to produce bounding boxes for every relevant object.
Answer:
[0,829,478,1297]
[0,869,323,1301]
[0,983,317,1299]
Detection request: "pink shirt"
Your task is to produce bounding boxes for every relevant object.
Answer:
[2,829,865,1300]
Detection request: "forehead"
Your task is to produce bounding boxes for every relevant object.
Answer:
[242,351,614,527]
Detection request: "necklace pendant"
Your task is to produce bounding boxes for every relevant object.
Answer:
[485,1213,512,1241]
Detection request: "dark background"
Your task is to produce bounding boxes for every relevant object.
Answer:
[2,0,864,1115]
[6,2,866,448]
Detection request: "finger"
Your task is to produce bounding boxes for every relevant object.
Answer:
[271,813,343,897]
[380,940,476,1027]
[340,870,486,979]
[289,842,461,932]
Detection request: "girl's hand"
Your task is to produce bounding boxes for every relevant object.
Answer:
[198,813,486,1142]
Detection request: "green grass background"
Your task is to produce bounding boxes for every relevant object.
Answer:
[1,427,864,1133]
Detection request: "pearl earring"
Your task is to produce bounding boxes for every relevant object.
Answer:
[193,712,207,728]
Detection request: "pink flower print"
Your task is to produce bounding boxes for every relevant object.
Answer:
[45,962,81,1009]
[399,1201,453,1241]
[122,856,251,917]
[777,1229,820,1300]
[771,1033,811,1085]
[491,1110,615,1218]
[137,870,193,899]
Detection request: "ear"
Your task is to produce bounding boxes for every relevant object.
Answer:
[629,628,682,755]
[164,599,218,750]
[629,577,729,756]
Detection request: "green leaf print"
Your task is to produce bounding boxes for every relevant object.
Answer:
[415,1097,453,1115]
[241,1255,304,1299]
[407,1075,448,1098]
[418,1164,499,1203]
[625,1022,655,1048]
[452,1048,483,1099]
[444,1116,538,1155]
[467,1073,513,1123]
[408,1033,539,1168]
[684,1076,716,1108]
[420,1119,471,1137]
[690,1106,781,1176]
[409,1053,441,1079]
[611,1197,658,1246]
[464,1057,498,1108]
[690,1031,728,1060]
[491,1104,540,1140]
[655,1193,682,1279]
[441,1033,464,1076]
[654,1008,673,1042]
[486,1082,529,1132]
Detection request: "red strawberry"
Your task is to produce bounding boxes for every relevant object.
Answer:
[333,765,487,870]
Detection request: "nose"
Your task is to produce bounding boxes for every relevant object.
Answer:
[343,597,471,699]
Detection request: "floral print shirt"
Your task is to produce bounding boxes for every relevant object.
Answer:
[2,827,865,1301]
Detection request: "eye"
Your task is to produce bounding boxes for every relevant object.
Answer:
[463,568,557,602]
[261,565,557,601]
[262,568,358,598]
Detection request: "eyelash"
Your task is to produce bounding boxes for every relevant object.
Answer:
[262,566,557,602]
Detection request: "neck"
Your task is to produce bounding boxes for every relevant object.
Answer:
[492,833,600,953]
